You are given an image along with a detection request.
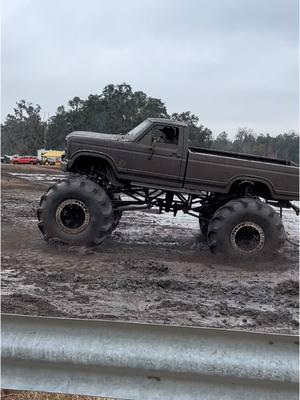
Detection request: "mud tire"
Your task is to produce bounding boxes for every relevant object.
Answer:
[37,177,114,245]
[207,198,286,258]
[199,219,208,237]
[111,194,122,231]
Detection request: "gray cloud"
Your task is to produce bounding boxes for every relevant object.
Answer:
[1,0,298,136]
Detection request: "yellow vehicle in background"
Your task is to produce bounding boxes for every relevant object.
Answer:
[41,150,65,166]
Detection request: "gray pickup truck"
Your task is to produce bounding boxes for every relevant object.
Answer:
[38,118,299,257]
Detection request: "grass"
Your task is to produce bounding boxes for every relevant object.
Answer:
[0,390,112,400]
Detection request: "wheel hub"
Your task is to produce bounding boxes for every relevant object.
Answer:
[230,221,265,254]
[56,199,90,234]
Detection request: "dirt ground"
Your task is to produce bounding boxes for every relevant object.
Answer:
[1,390,109,400]
[1,164,299,334]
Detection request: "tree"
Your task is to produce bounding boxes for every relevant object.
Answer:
[171,111,199,126]
[274,132,299,163]
[98,83,167,133]
[213,131,232,151]
[191,125,213,147]
[1,100,45,155]
[2,85,298,164]
[47,105,72,149]
[171,111,212,147]
[233,128,256,154]
[47,83,168,148]
[68,96,84,111]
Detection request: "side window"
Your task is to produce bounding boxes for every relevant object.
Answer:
[151,125,179,147]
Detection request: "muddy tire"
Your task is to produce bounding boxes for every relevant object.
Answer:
[199,219,208,237]
[207,198,286,258]
[111,194,122,231]
[37,177,114,245]
[199,204,220,238]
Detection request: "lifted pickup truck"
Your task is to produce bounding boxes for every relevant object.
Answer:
[38,118,299,257]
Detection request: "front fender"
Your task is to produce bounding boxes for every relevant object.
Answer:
[66,150,120,176]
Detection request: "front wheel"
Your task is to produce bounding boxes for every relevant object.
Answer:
[207,198,286,258]
[199,219,208,237]
[109,193,122,231]
[37,177,114,245]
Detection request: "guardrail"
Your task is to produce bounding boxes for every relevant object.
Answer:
[1,314,299,400]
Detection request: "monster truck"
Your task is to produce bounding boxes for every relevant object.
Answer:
[37,118,299,257]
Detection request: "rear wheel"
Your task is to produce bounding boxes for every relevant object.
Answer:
[207,198,286,258]
[37,177,114,245]
[199,205,219,238]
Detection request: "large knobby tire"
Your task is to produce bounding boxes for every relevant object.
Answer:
[207,198,286,258]
[199,219,208,237]
[199,204,220,238]
[110,193,122,231]
[37,177,114,245]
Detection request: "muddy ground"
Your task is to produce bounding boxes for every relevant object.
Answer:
[1,164,299,333]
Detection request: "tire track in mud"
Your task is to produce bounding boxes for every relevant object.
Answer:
[1,253,299,333]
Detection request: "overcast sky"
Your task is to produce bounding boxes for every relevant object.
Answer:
[1,0,299,136]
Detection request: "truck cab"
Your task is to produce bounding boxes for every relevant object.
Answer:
[64,118,189,188]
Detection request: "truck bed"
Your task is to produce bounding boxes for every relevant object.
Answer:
[184,146,299,201]
[189,146,297,166]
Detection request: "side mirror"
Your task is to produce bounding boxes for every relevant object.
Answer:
[151,136,161,149]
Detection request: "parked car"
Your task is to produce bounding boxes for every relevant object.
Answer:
[12,156,40,165]
[1,155,11,164]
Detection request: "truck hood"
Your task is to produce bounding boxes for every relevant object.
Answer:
[66,131,127,142]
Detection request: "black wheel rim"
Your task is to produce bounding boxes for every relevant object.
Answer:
[231,221,265,254]
[56,199,90,234]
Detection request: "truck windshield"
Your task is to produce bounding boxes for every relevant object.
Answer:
[124,120,152,141]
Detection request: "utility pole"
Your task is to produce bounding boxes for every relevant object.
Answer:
[44,113,49,150]
[44,122,47,150]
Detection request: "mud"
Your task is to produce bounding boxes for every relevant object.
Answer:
[1,164,299,333]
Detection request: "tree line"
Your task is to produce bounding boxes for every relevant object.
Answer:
[1,83,299,163]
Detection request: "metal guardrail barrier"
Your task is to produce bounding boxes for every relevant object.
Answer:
[1,313,299,400]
